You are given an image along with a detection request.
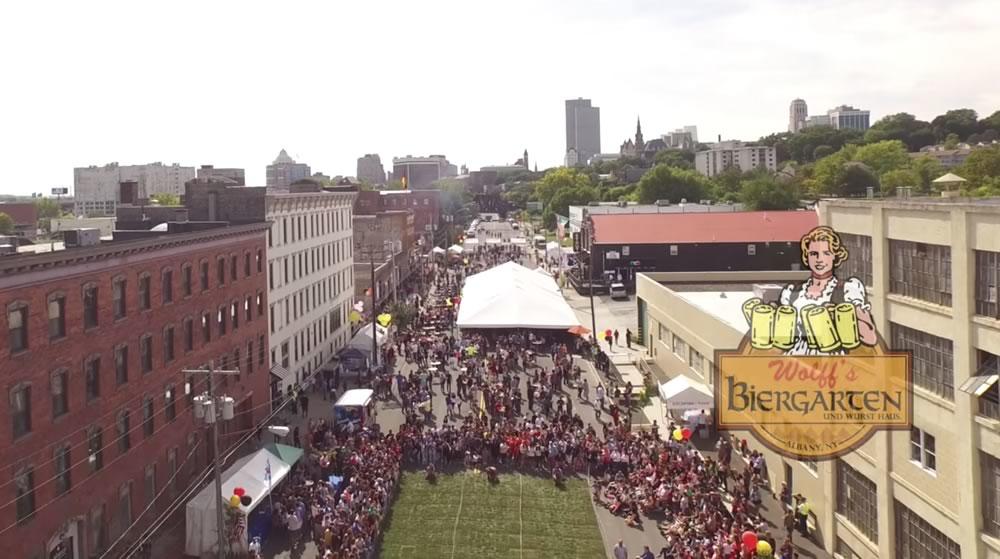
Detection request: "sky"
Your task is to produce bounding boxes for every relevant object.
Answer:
[1,0,999,195]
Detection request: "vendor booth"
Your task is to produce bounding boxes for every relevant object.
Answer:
[333,388,377,429]
[185,446,298,556]
[456,261,580,330]
[658,376,713,411]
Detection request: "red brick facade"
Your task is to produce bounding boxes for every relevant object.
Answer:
[354,190,440,247]
[0,223,270,558]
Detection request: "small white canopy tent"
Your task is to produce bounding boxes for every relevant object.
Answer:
[510,237,526,245]
[545,241,562,256]
[447,244,464,254]
[658,376,714,411]
[463,238,479,251]
[431,246,446,255]
[185,448,294,556]
[457,261,580,330]
[347,322,389,353]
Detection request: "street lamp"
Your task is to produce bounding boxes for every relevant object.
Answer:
[185,360,240,559]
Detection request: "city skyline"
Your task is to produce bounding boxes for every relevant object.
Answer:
[1,0,999,194]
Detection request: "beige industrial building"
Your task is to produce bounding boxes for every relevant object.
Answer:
[636,197,1000,559]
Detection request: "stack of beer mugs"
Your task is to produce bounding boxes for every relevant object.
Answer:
[741,297,860,352]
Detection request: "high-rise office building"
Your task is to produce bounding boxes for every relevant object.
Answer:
[266,149,312,188]
[565,98,601,165]
[73,162,196,216]
[789,98,808,132]
[827,105,871,131]
[356,154,386,185]
[391,155,455,189]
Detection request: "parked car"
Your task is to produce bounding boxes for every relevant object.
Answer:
[609,282,628,300]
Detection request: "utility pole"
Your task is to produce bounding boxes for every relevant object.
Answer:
[185,360,240,559]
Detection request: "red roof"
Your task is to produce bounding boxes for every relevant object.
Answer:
[0,203,38,226]
[591,211,818,245]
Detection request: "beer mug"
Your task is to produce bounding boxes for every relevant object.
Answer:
[750,304,775,350]
[800,304,820,350]
[804,305,841,353]
[771,305,797,351]
[742,297,762,327]
[834,303,860,350]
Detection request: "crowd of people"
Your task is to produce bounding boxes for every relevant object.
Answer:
[257,221,802,559]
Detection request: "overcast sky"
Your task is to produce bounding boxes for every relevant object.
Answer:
[2,0,998,195]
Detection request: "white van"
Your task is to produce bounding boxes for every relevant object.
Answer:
[333,389,376,429]
[609,282,628,300]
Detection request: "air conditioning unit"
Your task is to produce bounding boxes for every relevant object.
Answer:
[63,228,101,248]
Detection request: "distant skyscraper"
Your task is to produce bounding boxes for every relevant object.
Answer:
[789,99,808,133]
[392,155,455,189]
[266,149,311,188]
[827,105,871,131]
[565,98,601,165]
[682,125,699,144]
[357,154,386,185]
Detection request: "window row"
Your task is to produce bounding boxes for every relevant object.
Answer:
[269,208,352,249]
[270,268,350,334]
[5,251,264,354]
[888,240,952,307]
[269,238,352,291]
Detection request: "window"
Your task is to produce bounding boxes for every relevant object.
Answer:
[840,233,873,287]
[973,350,1000,420]
[162,269,174,304]
[244,297,252,323]
[895,500,960,559]
[976,250,1000,319]
[48,293,66,340]
[144,464,156,510]
[218,306,227,336]
[257,249,263,272]
[140,335,153,374]
[217,257,225,286]
[247,341,254,374]
[888,240,951,306]
[746,243,756,256]
[890,323,954,400]
[182,263,192,297]
[183,318,194,353]
[165,385,176,422]
[689,348,704,375]
[983,452,1000,538]
[88,427,104,472]
[244,252,251,278]
[257,293,265,317]
[51,369,68,418]
[202,313,211,344]
[112,277,127,319]
[85,355,101,401]
[231,301,239,330]
[671,334,688,362]
[200,260,209,291]
[259,335,266,366]
[10,384,31,439]
[138,273,151,310]
[116,482,132,542]
[163,326,175,363]
[669,244,678,256]
[115,344,129,385]
[142,398,154,438]
[167,448,178,497]
[89,504,108,557]
[14,466,35,523]
[8,302,28,353]
[84,284,99,328]
[230,255,237,283]
[117,410,131,453]
[909,428,936,472]
[55,445,71,495]
[836,459,878,543]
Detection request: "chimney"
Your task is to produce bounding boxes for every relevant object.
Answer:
[717,134,721,143]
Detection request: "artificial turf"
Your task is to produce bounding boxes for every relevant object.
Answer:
[379,471,606,559]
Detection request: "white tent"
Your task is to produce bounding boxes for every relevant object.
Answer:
[431,246,446,255]
[447,244,464,254]
[511,237,526,245]
[347,322,390,353]
[658,376,714,411]
[456,261,580,329]
[185,448,294,556]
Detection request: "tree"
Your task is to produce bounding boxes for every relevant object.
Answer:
[710,168,745,202]
[0,213,13,235]
[653,149,695,169]
[909,155,944,193]
[636,165,709,204]
[35,197,62,219]
[864,112,935,151]
[879,169,919,194]
[853,140,910,177]
[931,108,978,142]
[839,162,879,197]
[150,193,180,206]
[786,126,863,162]
[810,146,855,194]
[944,133,961,149]
[534,168,592,210]
[757,132,793,163]
[546,185,599,224]
[741,176,800,210]
[812,145,835,160]
[958,145,1000,186]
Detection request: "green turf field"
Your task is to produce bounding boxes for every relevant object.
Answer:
[379,471,606,559]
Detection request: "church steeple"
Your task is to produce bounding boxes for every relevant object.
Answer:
[635,117,644,150]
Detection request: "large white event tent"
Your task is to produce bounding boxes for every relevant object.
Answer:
[456,261,580,330]
[185,448,294,556]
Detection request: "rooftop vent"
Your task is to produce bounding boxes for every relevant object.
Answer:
[655,199,671,206]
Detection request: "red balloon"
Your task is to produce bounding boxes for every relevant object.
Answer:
[233,487,246,497]
[741,530,758,550]
[681,428,692,440]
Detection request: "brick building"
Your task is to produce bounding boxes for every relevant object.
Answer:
[0,221,270,559]
[354,189,440,249]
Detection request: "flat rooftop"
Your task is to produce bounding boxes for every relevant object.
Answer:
[674,290,752,334]
[822,196,1000,208]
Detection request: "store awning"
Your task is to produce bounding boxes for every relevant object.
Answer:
[269,364,291,383]
[658,376,713,411]
[263,443,304,466]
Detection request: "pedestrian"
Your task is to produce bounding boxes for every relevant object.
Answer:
[612,540,628,559]
[293,426,301,448]
[625,328,632,349]
[299,392,309,417]
[596,384,606,410]
[614,329,620,346]
[783,508,796,542]
[638,545,654,559]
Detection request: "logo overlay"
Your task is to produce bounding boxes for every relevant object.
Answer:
[714,226,912,460]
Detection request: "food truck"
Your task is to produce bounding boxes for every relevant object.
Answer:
[333,389,376,430]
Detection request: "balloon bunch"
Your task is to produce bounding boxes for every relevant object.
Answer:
[741,531,773,557]
[229,487,252,508]
[671,427,693,442]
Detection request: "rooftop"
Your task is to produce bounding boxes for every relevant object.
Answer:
[821,196,1000,209]
[590,210,817,245]
[675,290,752,334]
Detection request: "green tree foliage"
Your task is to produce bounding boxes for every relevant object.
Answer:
[710,168,744,203]
[740,175,800,210]
[909,156,944,193]
[0,213,13,235]
[879,169,920,194]
[35,197,62,219]
[840,162,880,197]
[757,132,793,163]
[958,146,1000,186]
[150,193,180,206]
[543,184,599,228]
[863,113,936,151]
[931,108,978,142]
[785,126,863,162]
[966,176,1000,197]
[653,149,695,169]
[812,145,835,160]
[853,140,910,177]
[636,165,709,204]
[534,168,592,210]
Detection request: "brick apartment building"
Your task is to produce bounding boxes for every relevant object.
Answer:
[354,189,440,248]
[0,221,270,558]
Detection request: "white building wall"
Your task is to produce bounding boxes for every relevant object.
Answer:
[73,162,195,215]
[265,191,356,390]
